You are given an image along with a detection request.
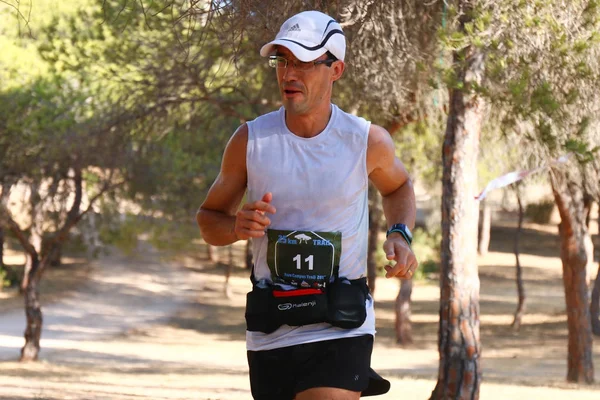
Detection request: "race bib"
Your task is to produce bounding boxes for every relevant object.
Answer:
[266,229,342,288]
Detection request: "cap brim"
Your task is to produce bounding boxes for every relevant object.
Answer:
[260,39,328,62]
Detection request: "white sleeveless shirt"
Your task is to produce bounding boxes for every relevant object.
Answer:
[245,104,376,351]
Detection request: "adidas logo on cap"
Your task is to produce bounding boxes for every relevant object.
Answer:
[287,23,301,32]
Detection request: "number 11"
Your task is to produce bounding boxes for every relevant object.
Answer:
[293,254,314,270]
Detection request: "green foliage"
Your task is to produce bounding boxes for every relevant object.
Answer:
[146,218,199,254]
[530,82,560,117]
[95,212,199,255]
[0,265,8,288]
[435,1,600,179]
[8,0,599,267]
[482,1,600,164]
[0,264,21,288]
[414,260,440,280]
[98,214,141,256]
[565,135,600,164]
[0,0,88,87]
[411,227,441,277]
[395,118,444,189]
[1,0,276,260]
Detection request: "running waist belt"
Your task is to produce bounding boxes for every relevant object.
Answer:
[245,277,369,334]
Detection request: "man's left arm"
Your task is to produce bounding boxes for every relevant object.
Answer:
[366,124,418,279]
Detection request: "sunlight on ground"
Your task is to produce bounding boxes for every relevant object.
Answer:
[1,224,600,399]
[479,252,563,270]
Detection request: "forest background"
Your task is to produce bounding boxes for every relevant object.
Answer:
[2,1,600,399]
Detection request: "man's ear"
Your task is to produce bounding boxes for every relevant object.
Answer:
[331,61,345,82]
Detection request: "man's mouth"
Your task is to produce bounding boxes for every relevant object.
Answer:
[283,87,303,96]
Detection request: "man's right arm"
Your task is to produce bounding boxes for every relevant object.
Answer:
[197,124,276,246]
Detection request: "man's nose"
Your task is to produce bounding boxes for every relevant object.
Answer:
[282,64,300,80]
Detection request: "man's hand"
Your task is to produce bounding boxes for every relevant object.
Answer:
[234,192,276,240]
[383,233,418,279]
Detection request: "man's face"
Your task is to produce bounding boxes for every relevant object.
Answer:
[274,46,343,116]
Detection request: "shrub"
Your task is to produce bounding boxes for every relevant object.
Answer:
[525,200,555,224]
[0,264,21,288]
[98,214,141,255]
[411,227,440,279]
[0,266,8,289]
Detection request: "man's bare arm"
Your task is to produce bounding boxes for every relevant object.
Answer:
[367,124,418,278]
[197,124,276,246]
[197,124,248,246]
[367,124,416,229]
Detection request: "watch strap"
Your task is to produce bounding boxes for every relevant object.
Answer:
[386,224,412,246]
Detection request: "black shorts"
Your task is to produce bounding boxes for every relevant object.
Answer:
[247,334,390,399]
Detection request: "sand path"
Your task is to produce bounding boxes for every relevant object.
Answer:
[1,237,599,399]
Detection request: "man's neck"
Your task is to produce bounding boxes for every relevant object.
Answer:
[285,104,332,138]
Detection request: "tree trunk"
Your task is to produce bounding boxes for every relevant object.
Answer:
[583,195,594,286]
[584,195,599,336]
[367,182,383,295]
[20,253,44,361]
[511,185,526,330]
[21,226,42,293]
[224,244,233,298]
[551,168,594,383]
[42,235,62,267]
[0,226,4,268]
[0,184,8,290]
[0,183,10,272]
[0,226,4,291]
[478,199,491,256]
[395,278,413,345]
[584,193,593,227]
[246,239,253,270]
[206,244,216,262]
[591,263,600,336]
[430,10,484,399]
[584,231,594,286]
[3,167,103,361]
[20,182,44,292]
[0,185,7,271]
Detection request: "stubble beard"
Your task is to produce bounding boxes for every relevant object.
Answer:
[282,97,310,116]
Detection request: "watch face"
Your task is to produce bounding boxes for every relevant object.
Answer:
[402,225,413,240]
[388,224,412,243]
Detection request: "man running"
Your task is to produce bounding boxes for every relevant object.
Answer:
[197,10,418,399]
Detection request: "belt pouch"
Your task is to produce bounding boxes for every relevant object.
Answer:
[327,277,368,329]
[272,288,328,327]
[245,285,280,334]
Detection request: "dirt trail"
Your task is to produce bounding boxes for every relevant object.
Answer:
[0,245,201,361]
[1,226,600,399]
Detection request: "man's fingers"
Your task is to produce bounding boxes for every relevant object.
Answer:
[385,262,408,279]
[235,204,274,240]
[242,200,276,215]
[261,192,273,204]
[239,220,268,232]
[237,209,271,226]
[236,228,266,239]
[382,241,396,260]
[383,238,418,278]
[385,258,418,279]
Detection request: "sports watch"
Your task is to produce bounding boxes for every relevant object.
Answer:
[386,223,413,246]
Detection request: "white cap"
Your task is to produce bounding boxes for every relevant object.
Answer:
[260,11,346,62]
